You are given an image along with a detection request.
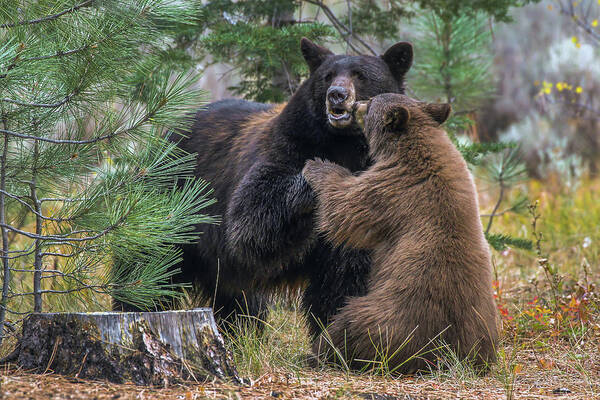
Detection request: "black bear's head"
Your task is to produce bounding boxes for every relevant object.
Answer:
[300,38,413,134]
[359,93,451,158]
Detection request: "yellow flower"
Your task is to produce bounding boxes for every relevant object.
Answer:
[534,80,540,86]
[572,36,578,43]
[544,87,552,94]
[548,4,553,10]
[576,86,583,94]
[592,20,598,27]
[556,82,564,91]
[576,42,581,48]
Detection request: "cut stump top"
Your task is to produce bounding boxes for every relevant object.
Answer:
[13,308,241,386]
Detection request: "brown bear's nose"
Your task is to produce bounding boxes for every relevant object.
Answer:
[327,86,349,105]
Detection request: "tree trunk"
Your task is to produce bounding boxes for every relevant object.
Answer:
[10,308,241,386]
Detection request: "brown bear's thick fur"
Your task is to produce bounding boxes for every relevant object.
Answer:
[302,93,498,374]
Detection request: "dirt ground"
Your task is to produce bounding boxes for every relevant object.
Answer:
[1,354,598,400]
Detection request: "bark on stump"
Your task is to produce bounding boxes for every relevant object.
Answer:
[12,308,241,386]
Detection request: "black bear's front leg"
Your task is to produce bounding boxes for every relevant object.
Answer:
[225,162,317,283]
[302,241,372,339]
[300,158,373,336]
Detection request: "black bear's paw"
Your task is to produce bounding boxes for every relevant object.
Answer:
[287,172,317,214]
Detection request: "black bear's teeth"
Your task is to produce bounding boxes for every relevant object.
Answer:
[331,107,347,116]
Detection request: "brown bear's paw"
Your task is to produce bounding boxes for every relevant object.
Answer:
[302,158,350,187]
[301,158,326,187]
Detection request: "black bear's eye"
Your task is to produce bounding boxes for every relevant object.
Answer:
[354,71,367,81]
[325,72,334,81]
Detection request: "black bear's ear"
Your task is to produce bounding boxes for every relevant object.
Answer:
[381,42,413,81]
[301,37,333,74]
[385,105,410,133]
[423,103,452,125]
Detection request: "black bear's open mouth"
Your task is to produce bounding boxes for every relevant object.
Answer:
[327,103,353,128]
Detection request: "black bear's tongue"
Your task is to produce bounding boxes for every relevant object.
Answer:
[330,106,347,117]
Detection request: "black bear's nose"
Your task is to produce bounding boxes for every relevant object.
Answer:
[327,86,349,105]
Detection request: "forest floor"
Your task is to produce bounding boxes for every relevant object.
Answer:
[0,336,598,399]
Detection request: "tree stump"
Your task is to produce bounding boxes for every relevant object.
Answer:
[11,308,241,386]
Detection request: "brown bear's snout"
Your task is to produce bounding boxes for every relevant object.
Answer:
[326,76,356,129]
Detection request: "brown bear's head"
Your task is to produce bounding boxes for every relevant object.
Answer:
[300,38,413,134]
[356,93,451,158]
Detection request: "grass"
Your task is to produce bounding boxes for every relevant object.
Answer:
[221,299,312,377]
[1,175,600,398]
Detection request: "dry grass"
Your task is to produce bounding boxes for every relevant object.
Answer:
[0,336,598,399]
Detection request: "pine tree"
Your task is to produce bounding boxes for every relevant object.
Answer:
[189,0,414,102]
[410,7,532,251]
[0,0,215,345]
[182,1,537,103]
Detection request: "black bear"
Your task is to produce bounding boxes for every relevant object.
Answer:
[118,38,413,337]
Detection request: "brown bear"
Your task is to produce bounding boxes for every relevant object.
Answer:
[302,93,498,374]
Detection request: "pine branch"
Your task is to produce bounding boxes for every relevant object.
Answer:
[0,189,74,222]
[1,93,77,108]
[485,233,533,251]
[0,42,25,79]
[4,247,37,260]
[302,0,377,55]
[0,109,151,144]
[0,0,95,29]
[0,214,126,242]
[8,286,108,297]
[21,45,91,62]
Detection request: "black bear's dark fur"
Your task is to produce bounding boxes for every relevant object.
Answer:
[119,39,413,336]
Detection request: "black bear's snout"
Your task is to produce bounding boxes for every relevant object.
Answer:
[327,86,349,105]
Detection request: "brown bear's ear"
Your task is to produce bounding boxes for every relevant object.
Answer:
[301,37,333,74]
[381,42,413,82]
[423,103,452,125]
[385,106,410,133]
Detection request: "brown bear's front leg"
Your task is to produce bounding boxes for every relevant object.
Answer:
[302,159,384,249]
